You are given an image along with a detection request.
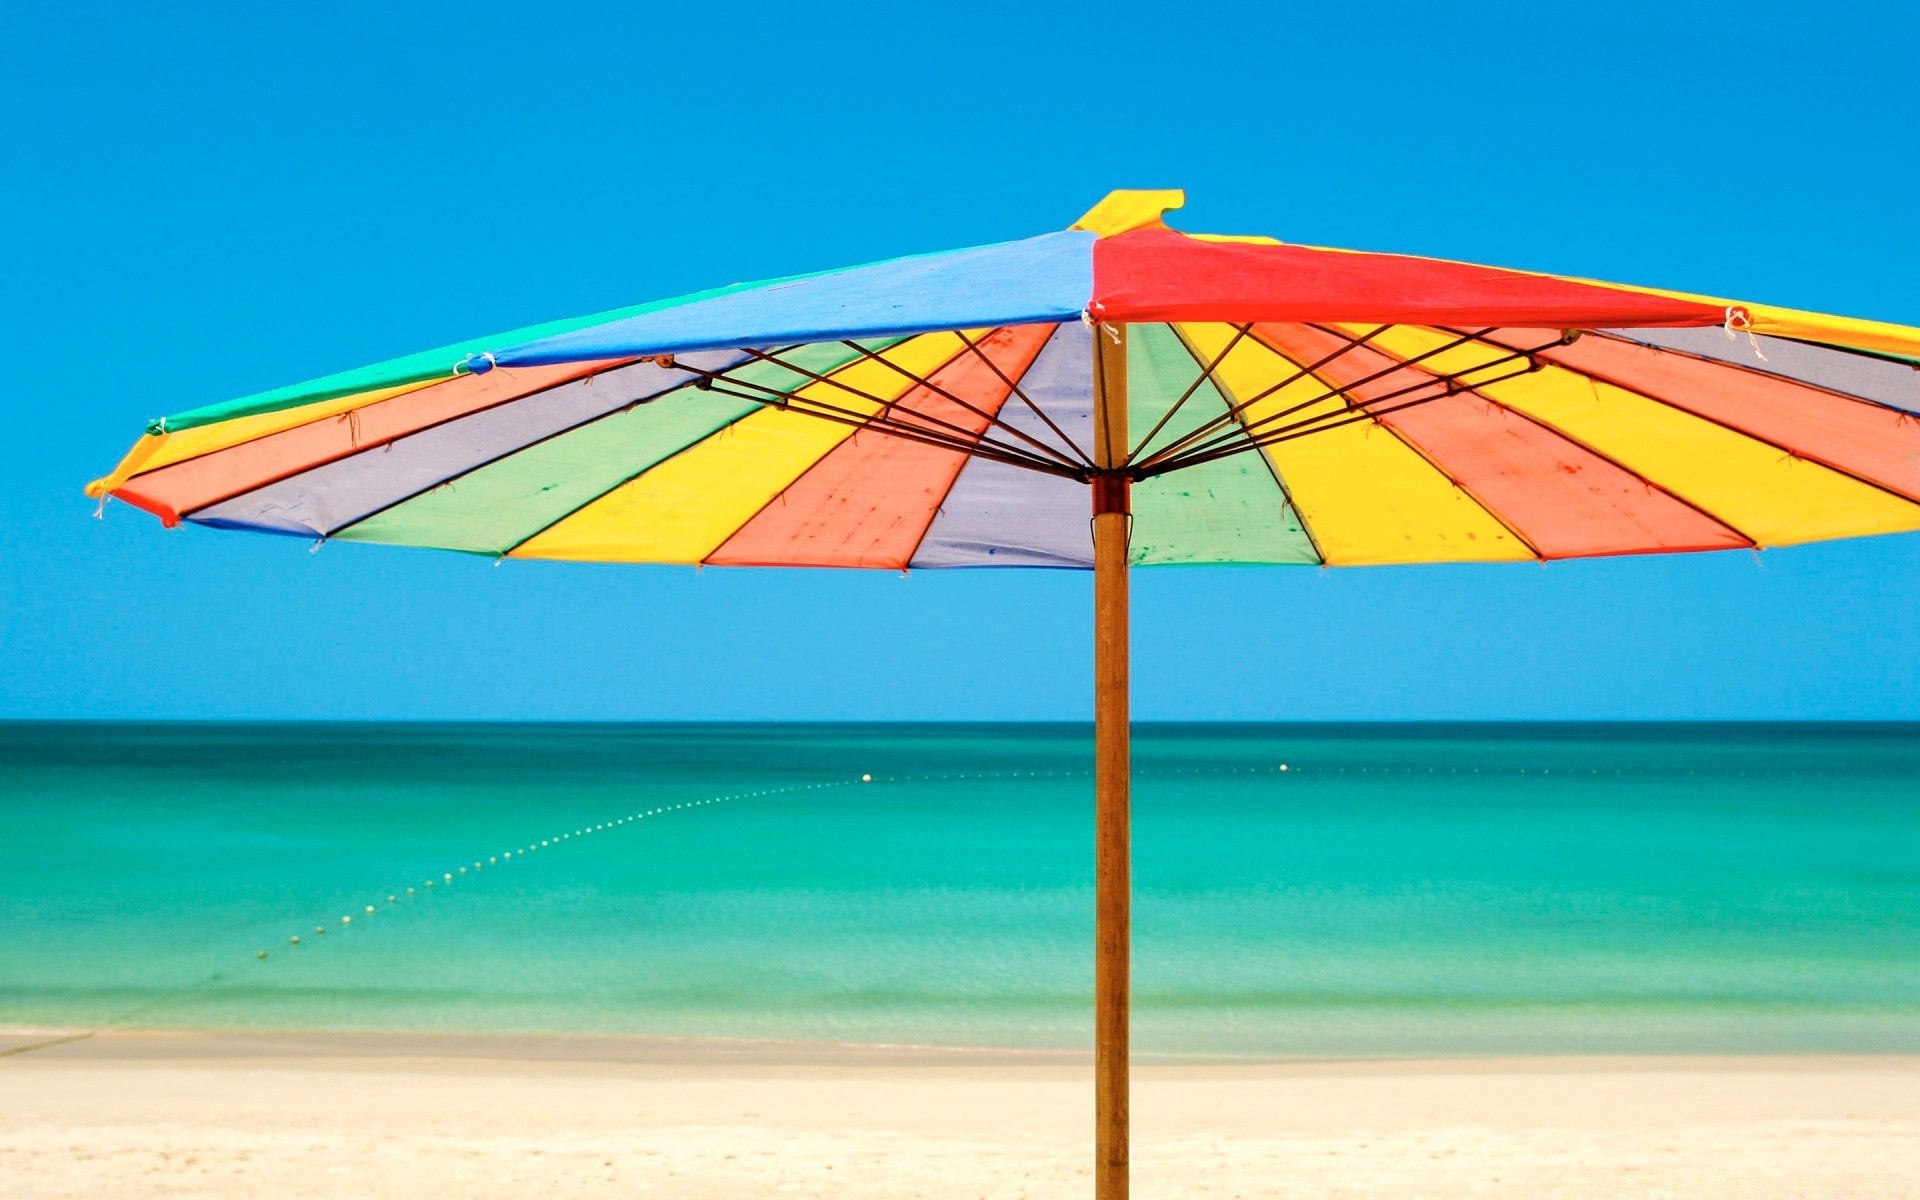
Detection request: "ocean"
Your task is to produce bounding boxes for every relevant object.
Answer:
[1,721,1914,1059]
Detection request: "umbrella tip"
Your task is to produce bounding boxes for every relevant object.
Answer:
[1071,189,1185,237]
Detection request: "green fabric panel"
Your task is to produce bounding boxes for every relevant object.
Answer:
[334,341,884,554]
[1125,324,1319,565]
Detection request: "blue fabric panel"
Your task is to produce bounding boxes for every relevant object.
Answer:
[493,233,1096,365]
[910,324,1095,568]
[188,351,748,538]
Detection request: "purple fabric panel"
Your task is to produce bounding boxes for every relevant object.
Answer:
[910,324,1095,568]
[189,350,748,537]
[1601,327,1920,415]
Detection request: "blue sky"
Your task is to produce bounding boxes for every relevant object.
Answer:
[3,1,1917,721]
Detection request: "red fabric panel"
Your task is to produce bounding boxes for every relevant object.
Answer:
[708,325,1056,568]
[114,362,621,523]
[1094,230,1726,329]
[1250,324,1751,557]
[1504,330,1920,503]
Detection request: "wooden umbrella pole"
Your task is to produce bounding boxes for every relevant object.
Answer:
[1091,322,1131,1200]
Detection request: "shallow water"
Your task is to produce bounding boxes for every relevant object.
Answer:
[1,721,1915,1058]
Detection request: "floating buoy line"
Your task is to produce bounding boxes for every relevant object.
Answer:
[255,779,858,962]
[260,753,1780,963]
[248,764,1318,963]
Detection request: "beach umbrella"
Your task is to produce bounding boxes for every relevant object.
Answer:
[91,190,1920,1197]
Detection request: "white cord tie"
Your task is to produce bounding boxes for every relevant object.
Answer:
[1723,307,1769,362]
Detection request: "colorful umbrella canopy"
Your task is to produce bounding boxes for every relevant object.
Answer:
[89,190,1920,565]
[89,190,1920,1200]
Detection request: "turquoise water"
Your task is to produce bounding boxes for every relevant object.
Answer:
[1,721,1915,1059]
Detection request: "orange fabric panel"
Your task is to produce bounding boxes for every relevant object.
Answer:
[707,326,1056,568]
[1507,331,1920,504]
[114,361,624,523]
[1250,325,1751,557]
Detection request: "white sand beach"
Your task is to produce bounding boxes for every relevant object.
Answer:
[1,1030,1915,1198]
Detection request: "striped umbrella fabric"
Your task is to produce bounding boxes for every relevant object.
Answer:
[89,190,1920,568]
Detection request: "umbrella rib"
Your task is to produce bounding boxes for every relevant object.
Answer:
[1133,325,1395,472]
[673,354,1090,478]
[696,383,1085,479]
[719,346,1077,472]
[1126,322,1253,465]
[828,339,1093,472]
[1181,327,1508,462]
[953,328,1096,470]
[1142,356,1547,476]
[1144,329,1514,474]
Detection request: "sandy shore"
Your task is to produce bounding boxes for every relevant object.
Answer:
[1,1030,1915,1198]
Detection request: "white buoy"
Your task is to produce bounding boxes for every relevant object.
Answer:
[388,895,397,904]
[861,774,873,783]
[445,872,455,881]
[365,905,375,914]
[341,915,352,925]
[1279,764,1290,772]
[458,867,467,874]
[315,925,326,935]
[489,856,497,864]
[406,887,416,895]
[425,880,434,888]
[290,935,300,945]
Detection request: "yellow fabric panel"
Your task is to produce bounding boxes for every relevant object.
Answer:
[1071,189,1184,236]
[1741,304,1920,360]
[513,333,970,563]
[1357,326,1920,547]
[1173,323,1534,565]
[1291,242,1920,359]
[1593,284,1920,360]
[84,378,444,498]
[1519,272,1920,359]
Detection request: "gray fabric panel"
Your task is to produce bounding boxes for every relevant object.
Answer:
[1602,326,1920,415]
[910,324,1094,568]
